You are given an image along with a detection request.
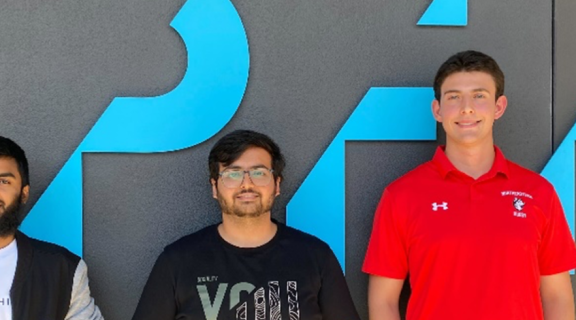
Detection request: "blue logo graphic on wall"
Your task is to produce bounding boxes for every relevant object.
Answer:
[418,0,468,26]
[542,125,576,237]
[20,0,575,277]
[287,88,436,271]
[21,0,250,256]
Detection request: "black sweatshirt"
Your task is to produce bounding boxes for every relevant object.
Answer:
[132,222,360,320]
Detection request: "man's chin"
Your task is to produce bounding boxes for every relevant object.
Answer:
[0,198,24,237]
[0,230,17,238]
[0,221,20,237]
[228,210,265,218]
[0,214,22,236]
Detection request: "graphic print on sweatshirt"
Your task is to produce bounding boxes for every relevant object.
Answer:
[196,278,300,320]
[0,294,11,320]
[0,240,17,320]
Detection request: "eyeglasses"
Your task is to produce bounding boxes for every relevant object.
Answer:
[218,168,274,188]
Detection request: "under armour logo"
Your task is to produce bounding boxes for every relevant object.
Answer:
[432,202,448,211]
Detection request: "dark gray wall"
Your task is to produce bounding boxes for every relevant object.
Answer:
[0,1,573,319]
[554,0,576,150]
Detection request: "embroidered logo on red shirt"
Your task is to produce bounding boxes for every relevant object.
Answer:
[432,202,448,211]
[513,198,525,211]
[513,198,527,218]
[501,190,533,199]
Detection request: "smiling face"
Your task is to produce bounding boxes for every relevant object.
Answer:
[0,157,29,238]
[211,147,280,219]
[432,71,508,149]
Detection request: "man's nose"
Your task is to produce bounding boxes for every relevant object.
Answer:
[240,171,255,188]
[460,96,474,114]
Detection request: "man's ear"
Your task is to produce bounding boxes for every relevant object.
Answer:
[432,99,442,122]
[275,177,281,196]
[21,185,30,204]
[210,179,217,199]
[494,95,508,120]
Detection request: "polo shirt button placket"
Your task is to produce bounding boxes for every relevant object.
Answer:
[469,183,474,213]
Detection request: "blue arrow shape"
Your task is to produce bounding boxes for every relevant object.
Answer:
[542,122,576,239]
[418,0,468,26]
[287,88,436,271]
[21,0,250,256]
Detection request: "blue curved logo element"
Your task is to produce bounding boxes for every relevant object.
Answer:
[20,0,250,256]
[287,88,436,270]
[542,122,576,238]
[418,0,468,26]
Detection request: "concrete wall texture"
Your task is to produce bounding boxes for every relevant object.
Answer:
[0,1,574,319]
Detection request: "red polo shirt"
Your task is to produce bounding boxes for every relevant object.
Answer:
[363,146,576,320]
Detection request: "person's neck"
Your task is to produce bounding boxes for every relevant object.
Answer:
[218,213,277,248]
[0,234,15,250]
[444,141,496,180]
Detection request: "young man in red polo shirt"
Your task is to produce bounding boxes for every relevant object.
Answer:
[363,50,576,320]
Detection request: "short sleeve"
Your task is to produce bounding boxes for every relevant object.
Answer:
[538,189,576,275]
[362,188,408,279]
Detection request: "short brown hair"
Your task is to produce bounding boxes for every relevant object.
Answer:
[433,50,504,101]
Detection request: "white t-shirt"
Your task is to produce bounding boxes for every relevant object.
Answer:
[0,239,17,320]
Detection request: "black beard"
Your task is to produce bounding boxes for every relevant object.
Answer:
[0,194,23,237]
[218,188,275,218]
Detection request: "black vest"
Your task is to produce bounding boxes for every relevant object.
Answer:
[10,231,80,320]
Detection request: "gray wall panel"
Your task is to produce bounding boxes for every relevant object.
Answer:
[554,2,576,299]
[554,0,576,149]
[346,141,437,320]
[83,149,218,320]
[0,0,187,207]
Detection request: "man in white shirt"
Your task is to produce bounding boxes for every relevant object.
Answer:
[0,136,103,320]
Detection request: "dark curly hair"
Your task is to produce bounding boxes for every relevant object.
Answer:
[208,130,285,183]
[0,136,29,187]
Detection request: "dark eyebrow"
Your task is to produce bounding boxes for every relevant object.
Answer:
[442,90,461,96]
[443,88,490,96]
[0,172,16,179]
[224,165,269,170]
